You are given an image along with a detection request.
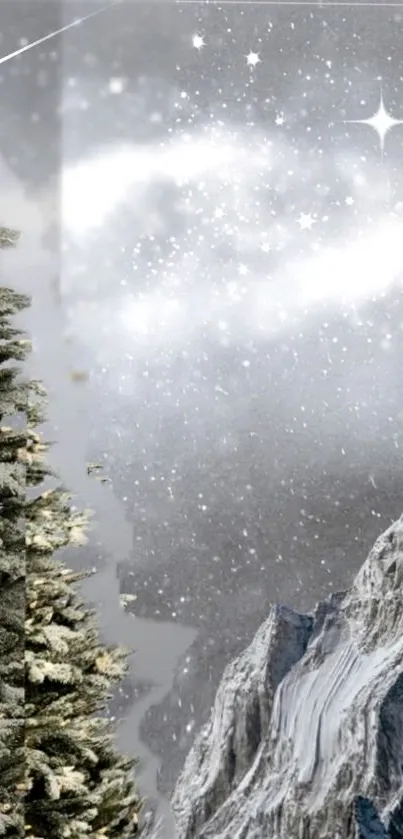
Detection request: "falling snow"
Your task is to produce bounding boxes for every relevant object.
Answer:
[3,1,403,831]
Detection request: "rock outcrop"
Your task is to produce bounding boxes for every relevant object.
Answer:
[171,517,403,838]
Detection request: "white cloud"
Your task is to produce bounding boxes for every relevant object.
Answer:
[60,126,403,371]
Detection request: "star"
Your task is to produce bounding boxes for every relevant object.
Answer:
[344,90,403,158]
[275,114,285,126]
[298,212,316,230]
[192,34,205,51]
[345,196,354,205]
[245,51,261,68]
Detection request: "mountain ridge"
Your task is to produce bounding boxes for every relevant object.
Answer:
[171,517,403,838]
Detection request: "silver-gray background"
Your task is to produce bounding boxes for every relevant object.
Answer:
[0,0,402,830]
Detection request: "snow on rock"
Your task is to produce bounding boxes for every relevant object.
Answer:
[171,517,403,838]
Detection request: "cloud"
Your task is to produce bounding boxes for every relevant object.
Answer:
[60,126,403,374]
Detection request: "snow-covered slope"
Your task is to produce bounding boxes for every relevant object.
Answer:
[171,518,403,838]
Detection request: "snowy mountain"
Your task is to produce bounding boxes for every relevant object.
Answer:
[172,518,403,838]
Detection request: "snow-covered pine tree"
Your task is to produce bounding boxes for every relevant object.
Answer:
[24,389,143,837]
[0,226,31,837]
[0,228,143,837]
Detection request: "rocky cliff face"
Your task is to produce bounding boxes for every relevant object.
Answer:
[171,518,403,839]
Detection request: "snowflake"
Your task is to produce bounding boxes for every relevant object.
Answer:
[109,77,126,94]
[245,51,261,68]
[298,212,316,230]
[192,34,205,51]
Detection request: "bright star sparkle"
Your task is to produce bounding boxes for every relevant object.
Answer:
[345,91,403,157]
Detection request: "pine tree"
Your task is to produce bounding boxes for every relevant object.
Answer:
[0,227,31,836]
[0,229,143,837]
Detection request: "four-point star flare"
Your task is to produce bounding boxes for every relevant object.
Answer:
[344,91,403,159]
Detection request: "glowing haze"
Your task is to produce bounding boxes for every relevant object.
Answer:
[61,126,403,370]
